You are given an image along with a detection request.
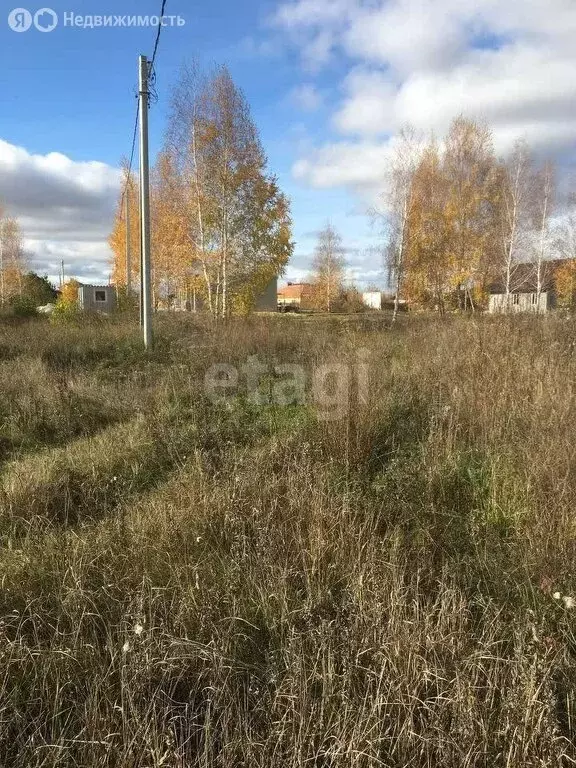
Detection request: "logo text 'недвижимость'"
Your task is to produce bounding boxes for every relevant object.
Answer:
[7,8,185,32]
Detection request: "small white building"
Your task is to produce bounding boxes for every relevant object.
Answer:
[78,284,117,314]
[488,291,551,314]
[361,291,407,312]
[487,262,559,314]
[362,291,382,310]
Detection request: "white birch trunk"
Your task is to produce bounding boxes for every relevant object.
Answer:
[535,165,552,311]
[191,120,213,315]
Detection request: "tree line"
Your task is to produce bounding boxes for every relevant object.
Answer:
[109,63,293,317]
[0,207,60,316]
[382,117,576,318]
[291,117,576,318]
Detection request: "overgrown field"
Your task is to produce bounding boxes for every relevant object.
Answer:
[0,312,575,767]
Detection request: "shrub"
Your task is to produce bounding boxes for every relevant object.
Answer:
[8,295,38,317]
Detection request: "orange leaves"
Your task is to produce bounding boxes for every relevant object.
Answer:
[109,167,139,289]
[59,279,80,306]
[0,216,26,305]
[555,258,576,309]
[108,64,293,316]
[402,118,501,310]
[151,150,192,304]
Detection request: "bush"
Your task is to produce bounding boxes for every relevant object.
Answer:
[332,287,368,313]
[8,295,38,318]
[20,272,58,306]
[50,279,81,324]
[50,300,81,324]
[116,285,140,314]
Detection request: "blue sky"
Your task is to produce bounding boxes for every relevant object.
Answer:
[0,0,380,286]
[0,0,575,286]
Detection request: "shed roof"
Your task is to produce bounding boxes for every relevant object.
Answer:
[488,261,564,294]
[78,284,113,290]
[278,282,313,300]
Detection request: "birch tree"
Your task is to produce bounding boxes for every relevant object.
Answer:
[310,223,346,312]
[442,117,499,309]
[379,126,423,322]
[167,64,292,318]
[498,139,535,299]
[404,142,452,313]
[0,212,26,305]
[109,161,140,290]
[398,119,500,312]
[151,150,189,308]
[531,161,555,309]
[167,62,215,312]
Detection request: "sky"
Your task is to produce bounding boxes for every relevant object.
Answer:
[0,0,575,287]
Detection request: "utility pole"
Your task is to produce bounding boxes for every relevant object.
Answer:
[138,54,153,349]
[139,214,144,327]
[125,189,132,295]
[60,260,65,289]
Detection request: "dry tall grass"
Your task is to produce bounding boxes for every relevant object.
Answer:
[0,313,575,767]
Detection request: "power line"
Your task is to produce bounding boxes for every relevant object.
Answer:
[119,99,139,221]
[150,0,167,71]
[126,101,140,181]
[119,0,168,218]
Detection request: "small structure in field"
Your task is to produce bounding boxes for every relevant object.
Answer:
[362,291,382,310]
[78,284,117,314]
[277,282,314,311]
[488,291,552,314]
[361,291,408,312]
[488,263,558,314]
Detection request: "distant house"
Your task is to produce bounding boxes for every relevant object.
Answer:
[361,291,408,312]
[78,284,117,314]
[362,291,382,310]
[488,262,561,314]
[277,282,314,311]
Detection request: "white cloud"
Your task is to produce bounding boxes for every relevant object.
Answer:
[392,43,576,152]
[294,140,395,189]
[344,0,465,74]
[289,83,324,111]
[273,0,355,29]
[274,0,576,190]
[271,0,355,69]
[26,241,114,285]
[0,139,120,283]
[237,35,284,59]
[333,69,396,136]
[279,266,310,285]
[302,29,336,69]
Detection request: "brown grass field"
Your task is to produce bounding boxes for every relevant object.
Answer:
[0,311,575,767]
